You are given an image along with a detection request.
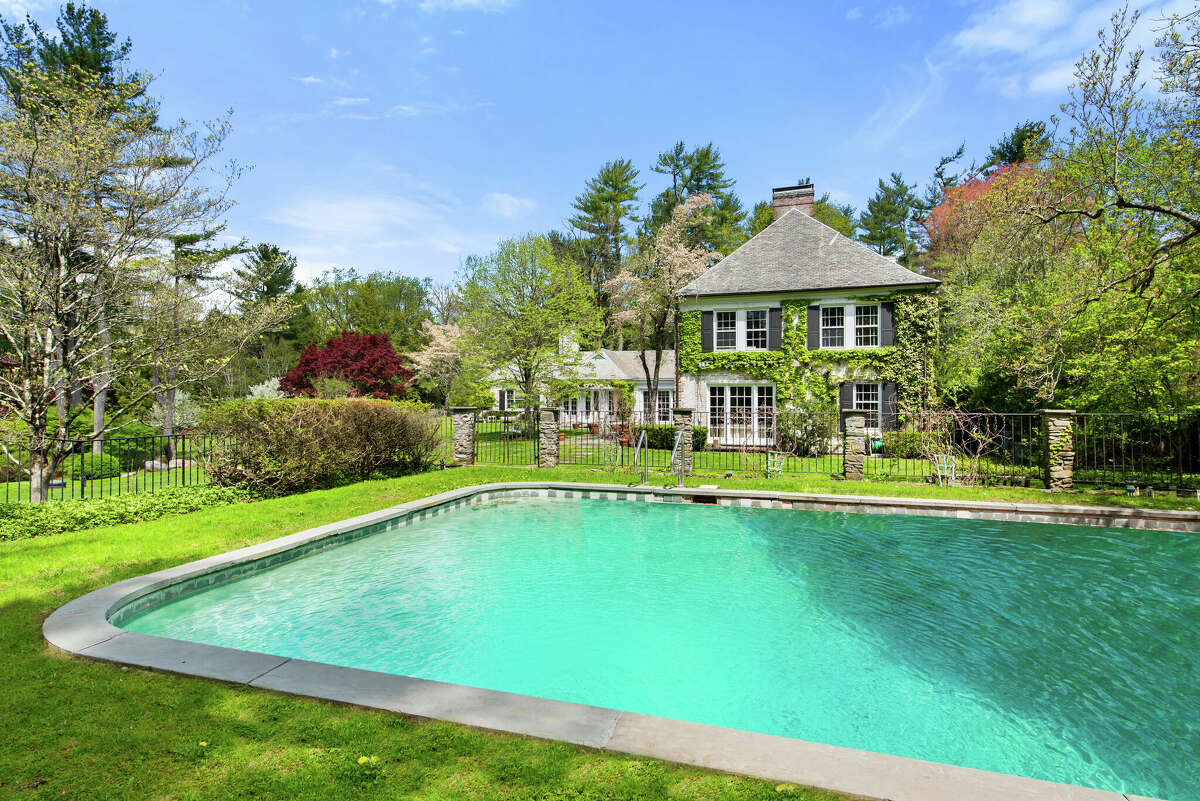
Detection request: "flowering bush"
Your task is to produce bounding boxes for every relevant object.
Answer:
[280,331,413,399]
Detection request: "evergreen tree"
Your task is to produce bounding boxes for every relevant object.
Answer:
[645,141,745,251]
[985,120,1047,168]
[568,158,642,297]
[858,173,919,260]
[233,243,297,308]
[747,200,774,237]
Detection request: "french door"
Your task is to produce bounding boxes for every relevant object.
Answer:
[708,385,775,446]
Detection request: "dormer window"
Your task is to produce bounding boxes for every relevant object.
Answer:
[821,307,845,348]
[715,311,737,350]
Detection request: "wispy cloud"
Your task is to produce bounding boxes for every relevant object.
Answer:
[949,0,1191,96]
[849,58,945,152]
[0,0,49,17]
[291,75,323,85]
[481,192,535,219]
[845,7,863,21]
[328,47,348,59]
[268,191,477,281]
[332,96,370,106]
[416,0,516,12]
[874,4,911,27]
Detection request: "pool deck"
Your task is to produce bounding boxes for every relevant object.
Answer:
[45,481,1188,801]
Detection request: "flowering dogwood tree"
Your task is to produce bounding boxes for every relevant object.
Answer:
[605,194,717,419]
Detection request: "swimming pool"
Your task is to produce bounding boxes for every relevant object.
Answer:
[112,490,1198,800]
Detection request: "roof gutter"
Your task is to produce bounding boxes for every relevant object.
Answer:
[677,280,941,300]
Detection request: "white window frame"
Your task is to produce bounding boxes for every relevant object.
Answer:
[744,309,768,350]
[821,306,845,348]
[707,384,776,444]
[499,389,516,410]
[855,305,879,347]
[853,382,881,430]
[820,302,882,350]
[715,311,737,350]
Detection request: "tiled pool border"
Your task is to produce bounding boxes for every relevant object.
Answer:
[44,481,1182,801]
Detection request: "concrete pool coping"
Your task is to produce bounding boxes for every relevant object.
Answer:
[44,481,1184,801]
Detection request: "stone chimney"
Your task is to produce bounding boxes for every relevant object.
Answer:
[772,183,815,220]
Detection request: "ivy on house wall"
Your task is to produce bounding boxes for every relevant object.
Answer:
[678,292,938,410]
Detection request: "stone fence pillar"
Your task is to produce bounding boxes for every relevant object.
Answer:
[539,407,561,469]
[450,407,477,466]
[672,408,694,476]
[1041,409,1075,491]
[841,409,866,480]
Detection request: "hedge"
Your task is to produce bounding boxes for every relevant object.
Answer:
[0,485,252,541]
[631,424,708,453]
[200,398,444,496]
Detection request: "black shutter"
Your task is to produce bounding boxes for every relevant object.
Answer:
[838,381,853,409]
[700,310,714,352]
[806,305,820,349]
[880,301,895,346]
[882,381,898,430]
[768,307,783,350]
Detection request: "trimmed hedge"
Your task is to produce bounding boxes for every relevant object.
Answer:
[200,398,444,496]
[631,424,708,452]
[0,485,251,541]
[61,452,122,480]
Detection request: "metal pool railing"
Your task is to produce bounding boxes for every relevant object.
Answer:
[1073,412,1200,490]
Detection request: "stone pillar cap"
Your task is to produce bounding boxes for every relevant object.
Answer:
[449,406,479,412]
[1039,408,1076,413]
[672,407,694,414]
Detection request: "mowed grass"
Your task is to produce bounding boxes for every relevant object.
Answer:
[3,466,849,801]
[3,466,1195,801]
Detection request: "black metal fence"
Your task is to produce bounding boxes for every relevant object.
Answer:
[467,407,1200,490]
[1,432,216,504]
[1074,412,1200,490]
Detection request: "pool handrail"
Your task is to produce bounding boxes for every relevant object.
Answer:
[630,430,648,485]
[669,429,684,487]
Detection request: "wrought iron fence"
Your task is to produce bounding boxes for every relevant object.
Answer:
[1,432,218,504]
[474,408,541,466]
[1073,412,1200,490]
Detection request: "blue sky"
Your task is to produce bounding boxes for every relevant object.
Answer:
[4,0,1189,281]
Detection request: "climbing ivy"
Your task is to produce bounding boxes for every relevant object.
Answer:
[678,292,938,410]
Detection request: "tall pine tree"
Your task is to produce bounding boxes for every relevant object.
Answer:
[568,158,642,297]
[858,173,919,261]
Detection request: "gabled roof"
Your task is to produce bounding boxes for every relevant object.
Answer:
[564,349,674,383]
[679,208,939,297]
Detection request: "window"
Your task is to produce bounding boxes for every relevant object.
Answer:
[584,392,593,414]
[499,389,515,410]
[708,385,776,444]
[854,383,880,429]
[643,390,673,422]
[709,387,725,429]
[564,396,578,415]
[715,311,736,349]
[821,306,845,348]
[855,305,879,347]
[756,386,775,433]
[745,309,767,349]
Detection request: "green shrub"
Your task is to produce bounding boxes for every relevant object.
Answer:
[61,452,122,480]
[631,424,708,452]
[0,485,251,541]
[200,398,444,496]
[882,428,924,459]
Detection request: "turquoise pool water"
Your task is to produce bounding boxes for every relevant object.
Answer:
[123,496,1199,799]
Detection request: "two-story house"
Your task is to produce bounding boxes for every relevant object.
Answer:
[677,183,939,447]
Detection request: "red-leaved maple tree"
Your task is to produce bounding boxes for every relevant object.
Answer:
[280,331,413,399]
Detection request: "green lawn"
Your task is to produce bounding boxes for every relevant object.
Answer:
[1,464,208,503]
[3,467,1195,801]
[2,466,849,801]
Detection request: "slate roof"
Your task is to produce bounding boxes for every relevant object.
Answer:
[679,208,939,297]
